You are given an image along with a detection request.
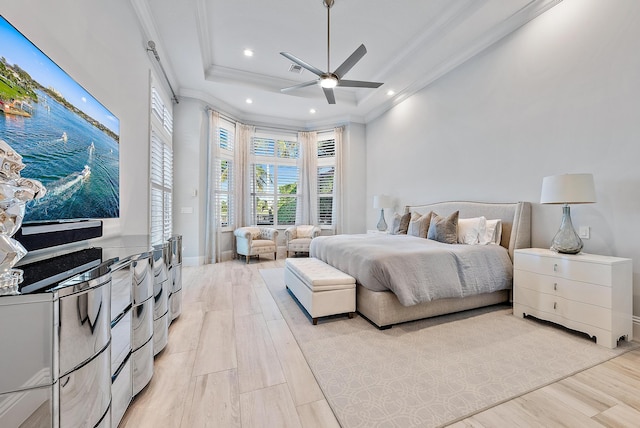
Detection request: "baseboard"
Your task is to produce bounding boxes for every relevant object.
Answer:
[183,256,205,266]
[183,252,236,266]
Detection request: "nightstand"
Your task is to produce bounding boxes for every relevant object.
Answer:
[513,248,632,348]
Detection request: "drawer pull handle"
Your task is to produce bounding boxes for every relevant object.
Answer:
[553,263,558,272]
[554,283,557,291]
[553,302,557,310]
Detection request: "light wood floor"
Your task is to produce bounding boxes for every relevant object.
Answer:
[120,259,640,428]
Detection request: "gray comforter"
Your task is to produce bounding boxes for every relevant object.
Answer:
[309,234,513,306]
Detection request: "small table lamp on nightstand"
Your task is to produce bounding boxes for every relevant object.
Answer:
[540,173,596,254]
[373,195,392,232]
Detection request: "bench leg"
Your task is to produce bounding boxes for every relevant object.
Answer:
[274,252,277,260]
[312,318,318,325]
[246,255,250,264]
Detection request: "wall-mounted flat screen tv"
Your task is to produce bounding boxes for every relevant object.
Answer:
[0,15,119,223]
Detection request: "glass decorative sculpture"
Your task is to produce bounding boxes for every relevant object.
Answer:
[0,140,46,295]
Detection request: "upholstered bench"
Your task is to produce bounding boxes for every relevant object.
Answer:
[284,257,356,325]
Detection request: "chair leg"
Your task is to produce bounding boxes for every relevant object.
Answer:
[246,255,249,264]
[274,252,277,260]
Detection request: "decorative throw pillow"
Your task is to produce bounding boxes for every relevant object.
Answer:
[247,227,261,239]
[479,219,503,245]
[397,212,411,234]
[390,212,403,234]
[427,211,459,244]
[457,216,487,245]
[296,225,315,238]
[407,211,432,238]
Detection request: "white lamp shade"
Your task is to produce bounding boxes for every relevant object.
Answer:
[373,195,392,209]
[540,174,596,204]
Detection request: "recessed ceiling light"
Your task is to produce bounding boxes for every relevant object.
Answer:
[310,108,316,114]
[243,49,254,57]
[387,90,395,96]
[246,98,253,104]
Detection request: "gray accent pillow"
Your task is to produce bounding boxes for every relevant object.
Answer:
[408,211,432,238]
[398,212,411,234]
[390,212,411,235]
[427,211,459,244]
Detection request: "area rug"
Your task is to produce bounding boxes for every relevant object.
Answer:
[260,268,636,428]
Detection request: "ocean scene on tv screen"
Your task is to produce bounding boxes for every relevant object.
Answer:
[0,15,119,222]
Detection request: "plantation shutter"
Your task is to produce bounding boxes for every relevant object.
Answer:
[150,132,165,244]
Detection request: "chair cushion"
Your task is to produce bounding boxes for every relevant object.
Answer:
[288,238,312,252]
[251,239,276,248]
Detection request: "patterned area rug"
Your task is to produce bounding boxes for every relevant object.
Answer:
[260,268,635,428]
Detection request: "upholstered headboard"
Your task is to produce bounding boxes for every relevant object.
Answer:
[404,201,532,260]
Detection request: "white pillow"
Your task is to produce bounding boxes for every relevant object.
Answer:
[457,216,486,245]
[479,219,502,245]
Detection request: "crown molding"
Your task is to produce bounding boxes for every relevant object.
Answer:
[129,0,179,93]
[179,89,364,130]
[195,0,213,70]
[205,65,358,106]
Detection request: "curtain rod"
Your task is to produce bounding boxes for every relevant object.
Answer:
[147,41,179,104]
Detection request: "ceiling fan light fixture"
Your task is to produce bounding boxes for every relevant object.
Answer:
[279,0,383,104]
[320,75,338,89]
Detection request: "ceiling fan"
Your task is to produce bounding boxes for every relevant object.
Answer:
[280,0,383,104]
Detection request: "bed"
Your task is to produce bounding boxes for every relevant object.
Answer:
[309,201,531,328]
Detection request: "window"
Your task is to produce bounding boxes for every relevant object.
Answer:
[215,118,235,228]
[317,132,336,226]
[150,85,173,245]
[151,130,173,244]
[251,133,299,226]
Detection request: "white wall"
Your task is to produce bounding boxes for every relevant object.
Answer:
[2,0,155,237]
[172,98,207,265]
[366,0,640,320]
[342,123,367,234]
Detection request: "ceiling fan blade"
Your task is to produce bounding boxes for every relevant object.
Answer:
[281,80,319,92]
[333,44,367,79]
[280,52,325,77]
[323,87,336,104]
[338,79,383,88]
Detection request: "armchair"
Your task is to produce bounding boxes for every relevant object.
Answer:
[234,226,278,264]
[284,225,321,257]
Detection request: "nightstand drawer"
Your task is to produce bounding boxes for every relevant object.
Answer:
[513,270,611,308]
[514,287,612,331]
[514,252,613,286]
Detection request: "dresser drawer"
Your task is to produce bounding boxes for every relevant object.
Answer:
[514,252,614,286]
[514,287,612,331]
[514,270,611,308]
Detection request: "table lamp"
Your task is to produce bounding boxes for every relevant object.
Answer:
[540,173,596,254]
[373,195,392,232]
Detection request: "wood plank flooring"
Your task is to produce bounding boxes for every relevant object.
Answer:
[120,259,640,428]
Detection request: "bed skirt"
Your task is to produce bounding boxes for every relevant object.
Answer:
[356,285,510,328]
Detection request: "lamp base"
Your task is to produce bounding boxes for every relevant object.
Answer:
[550,205,583,254]
[376,209,387,232]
